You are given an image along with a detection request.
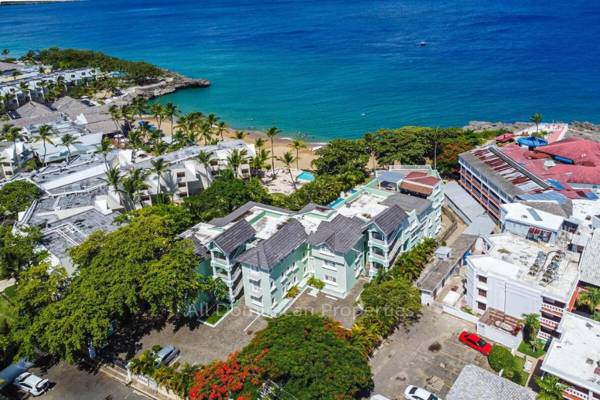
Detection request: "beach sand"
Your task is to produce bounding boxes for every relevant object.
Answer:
[144,117,322,170]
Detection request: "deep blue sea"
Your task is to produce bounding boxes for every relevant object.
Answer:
[1,0,599,140]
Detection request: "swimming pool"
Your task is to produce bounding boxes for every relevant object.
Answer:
[328,197,346,209]
[297,171,315,182]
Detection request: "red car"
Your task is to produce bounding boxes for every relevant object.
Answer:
[458,331,492,356]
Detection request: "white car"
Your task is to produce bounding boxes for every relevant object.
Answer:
[404,385,441,400]
[13,372,49,396]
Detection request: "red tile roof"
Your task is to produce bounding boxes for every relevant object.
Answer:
[400,180,434,196]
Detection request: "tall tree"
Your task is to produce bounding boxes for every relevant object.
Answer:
[59,133,82,164]
[151,158,168,199]
[290,138,307,170]
[35,124,55,165]
[265,127,281,177]
[0,225,45,281]
[121,168,148,210]
[254,137,266,149]
[2,124,25,166]
[163,102,178,133]
[530,113,543,133]
[226,149,248,179]
[149,103,165,130]
[96,137,112,168]
[278,151,297,190]
[522,313,541,351]
[216,121,226,141]
[108,104,123,134]
[234,130,247,140]
[0,180,39,222]
[103,165,122,206]
[535,374,564,400]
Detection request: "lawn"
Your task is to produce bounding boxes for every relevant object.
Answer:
[200,304,231,325]
[518,340,546,358]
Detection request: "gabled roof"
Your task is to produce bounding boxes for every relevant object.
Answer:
[307,215,365,254]
[371,205,408,236]
[16,101,55,119]
[52,96,89,117]
[377,171,404,184]
[212,219,255,255]
[237,219,307,271]
[382,192,432,216]
[209,201,292,227]
[447,365,535,400]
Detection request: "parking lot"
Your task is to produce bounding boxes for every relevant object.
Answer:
[370,308,492,399]
[138,304,267,365]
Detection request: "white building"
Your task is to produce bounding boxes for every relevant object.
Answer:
[500,202,564,244]
[541,312,600,400]
[465,232,580,343]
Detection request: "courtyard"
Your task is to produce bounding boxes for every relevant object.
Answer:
[370,308,492,399]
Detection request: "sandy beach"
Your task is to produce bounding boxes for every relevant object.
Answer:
[144,117,323,170]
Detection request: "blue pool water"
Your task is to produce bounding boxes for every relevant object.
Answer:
[297,171,316,182]
[1,0,599,140]
[328,198,346,209]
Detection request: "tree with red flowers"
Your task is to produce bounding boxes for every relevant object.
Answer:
[189,351,266,400]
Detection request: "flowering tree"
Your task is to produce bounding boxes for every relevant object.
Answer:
[189,351,266,400]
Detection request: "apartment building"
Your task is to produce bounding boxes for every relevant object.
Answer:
[181,170,443,315]
[465,232,580,344]
[458,137,600,220]
[541,312,600,400]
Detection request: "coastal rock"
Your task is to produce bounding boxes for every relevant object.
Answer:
[132,70,210,100]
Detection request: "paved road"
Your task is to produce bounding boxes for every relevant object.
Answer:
[30,362,147,400]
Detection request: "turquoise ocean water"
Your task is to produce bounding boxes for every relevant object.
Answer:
[1,0,599,140]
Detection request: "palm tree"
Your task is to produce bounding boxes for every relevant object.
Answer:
[60,133,82,164]
[535,374,564,400]
[266,127,281,177]
[278,151,297,190]
[234,130,247,140]
[163,102,178,133]
[149,103,165,130]
[108,104,123,134]
[522,313,541,350]
[2,124,25,166]
[197,150,212,170]
[577,287,600,314]
[96,137,112,167]
[255,137,266,149]
[35,124,55,165]
[530,113,543,134]
[200,120,213,145]
[121,168,148,210]
[102,165,122,206]
[131,97,147,121]
[250,148,270,177]
[19,81,31,103]
[150,158,168,199]
[227,149,248,178]
[216,121,227,141]
[290,139,307,170]
[127,130,144,161]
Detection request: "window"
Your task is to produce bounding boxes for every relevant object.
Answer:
[250,295,262,303]
[478,289,487,297]
[324,274,337,283]
[322,260,337,271]
[372,247,385,256]
[477,302,486,311]
[478,275,487,284]
[372,231,384,241]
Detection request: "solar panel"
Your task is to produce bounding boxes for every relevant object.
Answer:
[527,207,543,221]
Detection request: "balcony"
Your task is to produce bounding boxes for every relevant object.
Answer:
[541,302,564,318]
[540,317,559,330]
[564,387,588,400]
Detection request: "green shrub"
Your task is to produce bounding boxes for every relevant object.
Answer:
[286,286,299,298]
[488,345,514,372]
[307,276,325,290]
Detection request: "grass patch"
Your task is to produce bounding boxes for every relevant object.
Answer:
[518,340,546,358]
[200,304,231,325]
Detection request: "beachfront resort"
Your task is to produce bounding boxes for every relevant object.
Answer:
[3,51,600,400]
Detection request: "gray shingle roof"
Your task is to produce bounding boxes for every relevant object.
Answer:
[371,205,408,236]
[209,201,292,227]
[16,101,56,119]
[212,219,255,255]
[447,365,536,400]
[307,215,365,254]
[382,192,432,216]
[0,61,18,73]
[237,219,307,271]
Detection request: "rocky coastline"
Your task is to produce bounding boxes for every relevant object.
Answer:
[131,70,210,100]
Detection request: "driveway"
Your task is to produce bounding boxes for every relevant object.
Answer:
[4,362,147,400]
[370,308,492,399]
[289,279,366,328]
[139,304,267,365]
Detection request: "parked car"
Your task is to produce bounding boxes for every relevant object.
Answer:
[458,330,492,356]
[13,372,49,397]
[153,345,180,367]
[404,385,440,400]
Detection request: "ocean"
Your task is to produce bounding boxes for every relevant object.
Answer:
[1,0,599,140]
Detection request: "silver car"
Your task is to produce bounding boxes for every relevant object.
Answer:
[14,372,49,397]
[154,345,180,367]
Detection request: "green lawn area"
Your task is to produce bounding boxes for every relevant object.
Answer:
[512,356,528,386]
[518,340,546,358]
[200,304,231,325]
[0,285,17,323]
